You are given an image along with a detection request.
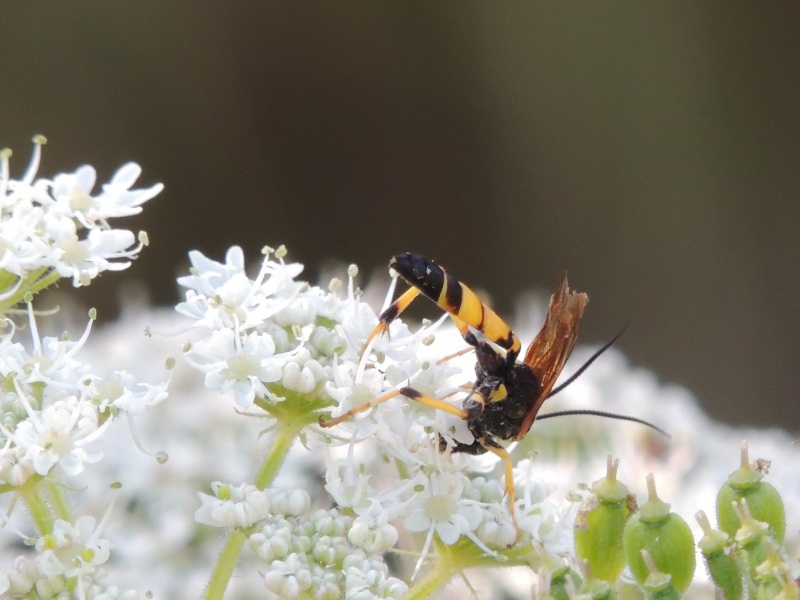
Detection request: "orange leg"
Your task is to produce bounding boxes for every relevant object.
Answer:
[362,286,480,360]
[361,287,422,358]
[435,345,474,365]
[481,442,520,547]
[319,386,467,428]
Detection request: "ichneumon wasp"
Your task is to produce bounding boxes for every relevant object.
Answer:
[320,253,665,544]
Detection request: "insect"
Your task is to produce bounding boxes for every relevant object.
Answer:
[320,253,653,544]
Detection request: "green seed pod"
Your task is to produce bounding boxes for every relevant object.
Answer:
[696,510,742,600]
[574,456,635,582]
[623,474,696,595]
[716,441,785,542]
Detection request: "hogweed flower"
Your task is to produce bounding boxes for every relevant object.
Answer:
[11,137,800,599]
[0,136,162,307]
[0,137,166,599]
[177,245,590,600]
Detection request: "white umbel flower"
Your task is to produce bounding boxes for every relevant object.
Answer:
[0,137,161,289]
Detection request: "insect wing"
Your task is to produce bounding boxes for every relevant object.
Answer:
[516,273,588,438]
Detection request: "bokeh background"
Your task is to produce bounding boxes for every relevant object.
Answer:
[3,4,798,430]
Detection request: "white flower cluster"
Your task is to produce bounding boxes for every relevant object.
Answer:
[0,516,138,600]
[0,306,169,487]
[195,483,407,599]
[0,136,162,292]
[0,307,170,599]
[0,139,168,599]
[178,246,579,591]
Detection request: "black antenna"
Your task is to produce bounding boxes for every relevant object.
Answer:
[536,409,670,438]
[546,323,630,399]
[540,322,669,438]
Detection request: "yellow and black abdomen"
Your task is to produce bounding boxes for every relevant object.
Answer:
[389,253,520,356]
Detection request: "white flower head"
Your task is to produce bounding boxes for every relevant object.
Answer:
[48,224,144,287]
[90,369,170,415]
[348,503,399,553]
[403,469,483,546]
[176,246,304,333]
[35,516,111,578]
[49,162,163,226]
[187,328,283,407]
[1,138,161,288]
[8,394,104,477]
[195,482,273,529]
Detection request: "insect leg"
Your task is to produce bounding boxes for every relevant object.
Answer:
[362,287,478,362]
[363,286,422,352]
[390,253,521,357]
[399,387,467,418]
[319,386,467,428]
[435,345,475,365]
[481,442,520,546]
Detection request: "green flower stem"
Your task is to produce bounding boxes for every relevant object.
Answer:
[253,419,305,490]
[22,269,61,298]
[19,478,54,535]
[0,268,60,313]
[404,537,535,600]
[204,530,247,600]
[47,480,74,522]
[403,543,460,600]
[404,566,452,600]
[204,417,304,600]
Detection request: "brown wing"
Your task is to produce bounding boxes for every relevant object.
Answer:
[515,273,588,439]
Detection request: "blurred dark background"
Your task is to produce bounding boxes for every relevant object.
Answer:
[2,4,798,430]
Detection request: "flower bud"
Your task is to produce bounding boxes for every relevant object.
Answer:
[623,474,696,595]
[716,441,785,542]
[574,456,635,582]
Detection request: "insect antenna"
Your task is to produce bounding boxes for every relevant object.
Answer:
[537,321,667,437]
[535,409,669,438]
[546,323,630,399]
